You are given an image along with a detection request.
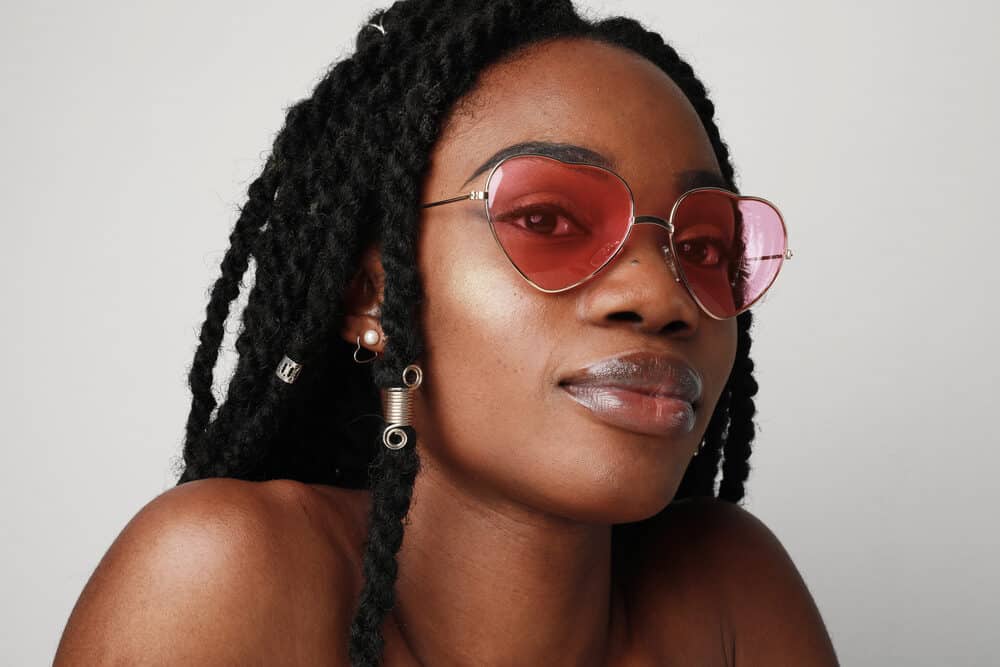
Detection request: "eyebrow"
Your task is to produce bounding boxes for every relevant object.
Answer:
[675,168,731,192]
[460,140,731,192]
[460,141,614,189]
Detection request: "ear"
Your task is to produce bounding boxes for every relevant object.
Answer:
[340,243,386,354]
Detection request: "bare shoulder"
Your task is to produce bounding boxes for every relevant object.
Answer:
[55,478,366,666]
[631,497,839,666]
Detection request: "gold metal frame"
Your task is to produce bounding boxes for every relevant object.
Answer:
[422,153,793,320]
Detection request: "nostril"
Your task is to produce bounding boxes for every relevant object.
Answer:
[607,311,641,322]
[605,311,690,334]
[661,320,688,335]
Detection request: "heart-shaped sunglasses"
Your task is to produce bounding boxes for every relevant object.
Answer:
[422,153,792,320]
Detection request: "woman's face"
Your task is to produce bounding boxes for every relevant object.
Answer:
[409,38,737,523]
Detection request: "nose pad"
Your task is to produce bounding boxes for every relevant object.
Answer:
[632,215,682,283]
[660,244,683,283]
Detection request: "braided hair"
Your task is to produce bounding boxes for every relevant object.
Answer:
[177,1,759,664]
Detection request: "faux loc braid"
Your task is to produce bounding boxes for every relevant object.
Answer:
[176,0,760,664]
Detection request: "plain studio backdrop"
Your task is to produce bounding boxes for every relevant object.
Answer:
[2,0,997,664]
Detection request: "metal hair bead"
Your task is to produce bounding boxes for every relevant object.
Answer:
[365,16,387,35]
[275,355,303,384]
[382,364,423,450]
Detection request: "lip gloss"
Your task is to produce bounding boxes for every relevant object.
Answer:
[560,384,696,437]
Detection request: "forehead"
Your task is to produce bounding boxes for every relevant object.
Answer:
[426,37,723,196]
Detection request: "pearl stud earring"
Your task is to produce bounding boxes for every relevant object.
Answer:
[363,329,381,346]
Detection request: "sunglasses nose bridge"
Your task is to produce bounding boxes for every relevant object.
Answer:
[633,214,672,231]
[629,215,681,283]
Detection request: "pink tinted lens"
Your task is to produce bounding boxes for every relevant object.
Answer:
[486,156,633,291]
[671,190,787,318]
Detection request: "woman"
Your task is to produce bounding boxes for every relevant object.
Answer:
[55,0,838,664]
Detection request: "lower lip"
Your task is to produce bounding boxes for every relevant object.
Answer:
[559,384,696,437]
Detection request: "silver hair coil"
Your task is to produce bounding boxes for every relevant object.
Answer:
[382,364,423,450]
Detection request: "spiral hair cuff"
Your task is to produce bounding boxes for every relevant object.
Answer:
[382,364,423,450]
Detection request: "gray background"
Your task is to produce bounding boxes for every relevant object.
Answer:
[3,0,997,664]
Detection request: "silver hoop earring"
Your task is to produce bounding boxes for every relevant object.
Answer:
[353,335,379,364]
[382,364,423,450]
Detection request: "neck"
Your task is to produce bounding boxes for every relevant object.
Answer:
[390,453,630,666]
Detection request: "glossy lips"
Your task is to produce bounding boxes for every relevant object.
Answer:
[558,351,703,437]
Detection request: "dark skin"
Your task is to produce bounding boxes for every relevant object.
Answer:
[55,38,838,665]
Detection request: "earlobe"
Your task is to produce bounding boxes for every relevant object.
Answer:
[352,330,382,364]
[339,290,384,351]
[339,313,385,353]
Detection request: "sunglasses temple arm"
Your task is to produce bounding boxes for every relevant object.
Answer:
[745,251,793,262]
[421,191,488,209]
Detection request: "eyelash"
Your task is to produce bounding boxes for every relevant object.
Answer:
[492,203,588,237]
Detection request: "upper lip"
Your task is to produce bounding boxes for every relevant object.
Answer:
[558,351,703,406]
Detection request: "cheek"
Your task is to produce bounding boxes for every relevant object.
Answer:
[418,215,537,368]
[412,216,554,456]
[407,215,742,522]
[699,317,739,418]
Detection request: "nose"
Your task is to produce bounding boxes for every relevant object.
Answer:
[576,221,701,335]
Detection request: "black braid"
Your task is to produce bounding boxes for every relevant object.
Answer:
[182,159,277,451]
[177,1,761,663]
[718,310,758,501]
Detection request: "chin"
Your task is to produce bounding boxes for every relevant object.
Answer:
[535,460,685,526]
